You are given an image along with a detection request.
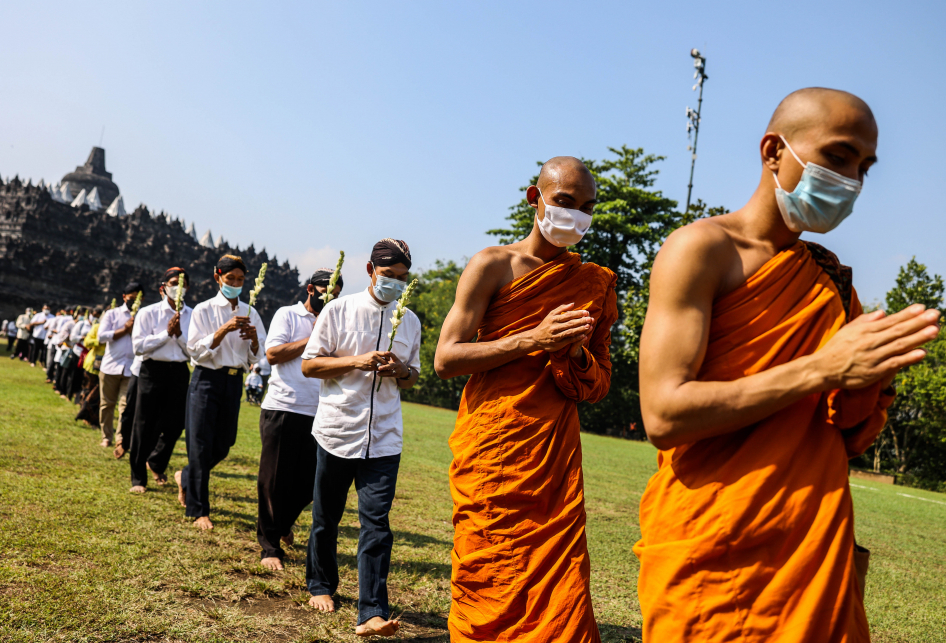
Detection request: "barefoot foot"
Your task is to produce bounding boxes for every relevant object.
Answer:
[174,470,186,507]
[261,557,284,571]
[355,616,400,637]
[193,516,213,530]
[147,462,168,485]
[129,485,146,494]
[281,530,295,547]
[308,594,335,612]
[113,445,125,459]
[100,438,112,448]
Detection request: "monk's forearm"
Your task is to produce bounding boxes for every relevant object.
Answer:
[643,353,831,449]
[435,332,539,379]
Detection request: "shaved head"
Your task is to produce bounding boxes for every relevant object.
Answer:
[767,87,876,139]
[537,156,595,194]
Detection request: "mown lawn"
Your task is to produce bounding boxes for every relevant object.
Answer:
[0,355,944,642]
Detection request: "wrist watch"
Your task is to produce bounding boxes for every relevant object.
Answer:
[398,366,413,381]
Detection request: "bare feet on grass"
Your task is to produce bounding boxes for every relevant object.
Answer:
[355,616,400,637]
[174,470,186,507]
[281,531,294,547]
[113,444,125,459]
[193,516,213,530]
[308,594,335,612]
[99,438,112,448]
[130,485,146,494]
[261,557,284,571]
[147,462,167,485]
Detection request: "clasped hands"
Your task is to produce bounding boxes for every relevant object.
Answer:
[167,312,183,338]
[353,351,410,379]
[530,303,594,359]
[815,303,940,390]
[217,315,259,350]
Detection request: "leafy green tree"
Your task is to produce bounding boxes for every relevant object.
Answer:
[489,146,725,436]
[869,258,946,484]
[402,260,470,409]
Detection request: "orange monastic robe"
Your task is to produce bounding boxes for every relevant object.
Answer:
[449,252,618,642]
[634,241,895,643]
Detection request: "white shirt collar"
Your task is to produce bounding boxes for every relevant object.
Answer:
[292,301,315,318]
[212,290,240,308]
[362,287,391,309]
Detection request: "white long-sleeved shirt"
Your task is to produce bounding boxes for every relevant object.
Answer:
[186,291,267,371]
[261,302,320,417]
[98,305,135,376]
[70,319,92,345]
[53,317,76,346]
[132,299,193,363]
[31,312,51,339]
[301,288,421,459]
[43,314,60,344]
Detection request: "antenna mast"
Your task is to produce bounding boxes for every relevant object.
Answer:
[685,49,708,213]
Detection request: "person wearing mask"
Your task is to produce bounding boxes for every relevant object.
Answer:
[128,268,193,493]
[65,309,94,402]
[301,239,420,638]
[51,309,77,396]
[634,89,941,642]
[44,310,65,383]
[28,305,52,366]
[97,283,143,448]
[256,268,343,571]
[435,158,617,643]
[176,255,266,531]
[12,308,33,361]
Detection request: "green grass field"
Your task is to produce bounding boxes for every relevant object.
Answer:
[0,355,944,642]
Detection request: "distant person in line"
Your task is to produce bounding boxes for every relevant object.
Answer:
[129,268,193,494]
[27,304,52,366]
[244,367,264,405]
[634,88,941,642]
[65,308,94,401]
[435,157,617,643]
[97,283,142,449]
[257,353,271,393]
[5,317,17,352]
[12,308,33,361]
[256,268,343,571]
[44,309,65,383]
[50,308,76,396]
[176,254,266,531]
[301,239,421,639]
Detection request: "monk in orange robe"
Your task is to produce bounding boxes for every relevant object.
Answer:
[436,156,618,642]
[636,88,940,642]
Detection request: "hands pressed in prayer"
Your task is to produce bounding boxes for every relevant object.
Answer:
[114,317,136,339]
[167,312,182,338]
[530,303,594,353]
[816,303,940,390]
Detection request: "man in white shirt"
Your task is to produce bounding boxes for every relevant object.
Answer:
[257,269,343,571]
[51,309,77,395]
[176,255,267,531]
[28,305,52,366]
[129,268,193,494]
[63,308,94,401]
[44,310,65,382]
[301,239,420,638]
[12,308,32,361]
[97,283,143,448]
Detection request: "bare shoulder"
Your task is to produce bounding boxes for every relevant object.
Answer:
[652,218,739,298]
[458,246,517,296]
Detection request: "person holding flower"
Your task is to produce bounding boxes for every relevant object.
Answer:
[300,239,420,639]
[97,282,144,449]
[256,268,343,571]
[176,254,267,531]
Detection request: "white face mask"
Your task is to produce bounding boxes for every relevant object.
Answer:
[536,189,593,247]
[165,284,187,301]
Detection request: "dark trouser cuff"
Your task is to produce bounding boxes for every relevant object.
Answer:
[357,608,388,626]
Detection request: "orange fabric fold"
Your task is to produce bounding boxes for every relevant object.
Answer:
[634,242,888,643]
[448,252,618,642]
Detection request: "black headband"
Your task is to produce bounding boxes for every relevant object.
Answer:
[370,239,412,270]
[216,255,247,276]
[164,267,187,282]
[308,268,344,290]
[123,281,143,295]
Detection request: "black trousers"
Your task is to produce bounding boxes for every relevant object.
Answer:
[6,336,13,351]
[257,409,318,560]
[130,360,190,487]
[306,443,400,625]
[181,365,243,518]
[66,361,84,401]
[12,338,29,359]
[118,375,138,450]
[29,338,42,365]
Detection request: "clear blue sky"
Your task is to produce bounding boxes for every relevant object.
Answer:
[2,1,943,303]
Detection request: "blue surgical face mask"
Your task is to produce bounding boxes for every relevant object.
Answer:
[773,135,862,234]
[220,282,243,299]
[372,269,407,303]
